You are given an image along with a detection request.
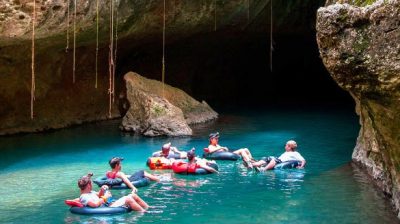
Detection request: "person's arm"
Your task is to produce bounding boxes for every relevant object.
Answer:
[116,172,138,194]
[199,163,219,173]
[298,160,306,169]
[208,145,228,153]
[170,146,180,153]
[87,200,103,208]
[295,152,306,169]
[83,191,107,208]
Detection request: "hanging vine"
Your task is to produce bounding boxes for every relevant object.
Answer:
[66,0,70,52]
[31,0,36,120]
[247,0,250,23]
[73,0,77,83]
[214,0,217,31]
[95,0,99,88]
[270,0,273,72]
[162,0,166,97]
[113,2,119,103]
[108,0,115,118]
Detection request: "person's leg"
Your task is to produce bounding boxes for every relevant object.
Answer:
[233,148,255,161]
[252,160,266,167]
[263,159,276,170]
[132,193,149,210]
[125,196,146,212]
[110,196,144,212]
[144,171,160,182]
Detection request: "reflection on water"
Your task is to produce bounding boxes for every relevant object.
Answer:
[0,108,398,223]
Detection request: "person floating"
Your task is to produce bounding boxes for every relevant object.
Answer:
[251,140,306,171]
[187,149,219,173]
[152,142,188,159]
[107,157,160,193]
[207,132,256,167]
[77,173,149,212]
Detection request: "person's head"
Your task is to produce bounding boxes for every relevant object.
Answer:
[109,157,124,170]
[285,140,297,152]
[78,173,93,191]
[161,142,171,157]
[209,132,220,145]
[187,148,196,162]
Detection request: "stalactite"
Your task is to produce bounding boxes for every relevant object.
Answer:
[270,0,273,72]
[162,0,166,97]
[73,0,77,83]
[30,0,36,120]
[113,1,118,103]
[95,0,99,88]
[214,0,217,31]
[108,0,114,118]
[66,0,70,52]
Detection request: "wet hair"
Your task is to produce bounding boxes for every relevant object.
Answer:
[109,157,124,169]
[78,173,93,190]
[187,148,196,161]
[286,140,297,151]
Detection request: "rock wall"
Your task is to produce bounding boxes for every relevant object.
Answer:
[316,0,400,216]
[0,0,324,135]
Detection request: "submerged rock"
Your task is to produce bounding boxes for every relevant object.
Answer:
[121,72,218,136]
[317,0,400,217]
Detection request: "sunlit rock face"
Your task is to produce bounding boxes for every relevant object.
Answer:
[121,72,217,136]
[317,0,400,216]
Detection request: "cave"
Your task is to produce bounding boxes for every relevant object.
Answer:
[1,0,399,222]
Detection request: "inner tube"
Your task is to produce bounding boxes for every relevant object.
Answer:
[152,152,181,159]
[70,206,131,215]
[93,176,150,189]
[172,161,218,175]
[275,160,301,169]
[203,151,240,161]
[146,157,172,170]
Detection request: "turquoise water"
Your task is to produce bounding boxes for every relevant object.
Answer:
[0,107,398,224]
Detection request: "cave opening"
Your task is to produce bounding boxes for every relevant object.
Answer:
[113,0,354,112]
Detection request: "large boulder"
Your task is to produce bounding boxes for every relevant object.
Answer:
[121,72,218,136]
[316,0,400,216]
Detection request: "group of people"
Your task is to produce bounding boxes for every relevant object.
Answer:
[75,132,306,212]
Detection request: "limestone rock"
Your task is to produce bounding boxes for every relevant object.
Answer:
[121,72,218,136]
[317,0,400,216]
[121,84,192,137]
[123,72,218,125]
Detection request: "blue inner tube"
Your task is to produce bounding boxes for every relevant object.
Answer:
[195,163,219,174]
[152,152,181,159]
[93,176,150,189]
[203,151,240,161]
[275,160,301,169]
[70,206,131,215]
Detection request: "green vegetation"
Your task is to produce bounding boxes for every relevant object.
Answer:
[152,105,167,117]
[352,0,377,7]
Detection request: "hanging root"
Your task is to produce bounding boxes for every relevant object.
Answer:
[214,0,217,31]
[66,0,70,52]
[247,0,250,23]
[113,2,118,103]
[270,0,273,72]
[162,0,166,98]
[108,0,114,118]
[73,0,77,83]
[95,0,99,88]
[31,0,36,120]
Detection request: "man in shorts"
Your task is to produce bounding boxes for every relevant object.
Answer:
[78,173,148,212]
